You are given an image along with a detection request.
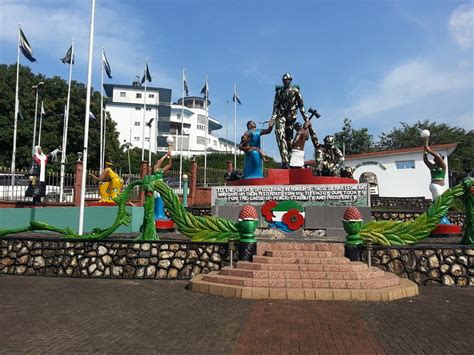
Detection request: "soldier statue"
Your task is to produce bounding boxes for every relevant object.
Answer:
[271,73,318,169]
[315,135,344,176]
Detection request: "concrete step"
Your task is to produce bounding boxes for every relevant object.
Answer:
[220,266,385,280]
[257,242,344,256]
[202,271,400,289]
[263,250,334,258]
[236,261,370,272]
[190,274,418,301]
[252,255,351,265]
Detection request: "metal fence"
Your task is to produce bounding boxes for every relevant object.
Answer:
[0,166,189,203]
[0,167,74,203]
[196,167,227,188]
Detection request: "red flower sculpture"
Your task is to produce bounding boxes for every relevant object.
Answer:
[261,200,277,222]
[282,208,305,231]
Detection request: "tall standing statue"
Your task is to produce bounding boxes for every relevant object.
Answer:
[423,145,447,200]
[271,73,318,168]
[25,145,61,204]
[239,120,274,178]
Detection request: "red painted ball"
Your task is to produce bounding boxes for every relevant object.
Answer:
[343,207,363,221]
[239,205,258,220]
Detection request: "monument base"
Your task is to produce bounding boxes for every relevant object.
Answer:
[430,224,462,237]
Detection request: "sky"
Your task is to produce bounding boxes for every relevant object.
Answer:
[0,0,472,161]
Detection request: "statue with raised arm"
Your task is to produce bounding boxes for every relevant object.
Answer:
[423,145,447,201]
[271,73,319,169]
[289,121,310,169]
[239,120,274,178]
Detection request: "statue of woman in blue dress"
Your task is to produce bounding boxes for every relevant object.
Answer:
[239,120,274,179]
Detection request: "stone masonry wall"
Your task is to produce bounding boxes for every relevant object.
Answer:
[0,238,232,279]
[362,246,473,287]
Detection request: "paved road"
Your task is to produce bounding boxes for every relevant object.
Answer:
[0,275,472,354]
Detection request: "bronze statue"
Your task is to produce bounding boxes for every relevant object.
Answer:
[271,73,319,169]
[314,135,344,176]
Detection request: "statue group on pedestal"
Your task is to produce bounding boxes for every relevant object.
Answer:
[239,72,351,178]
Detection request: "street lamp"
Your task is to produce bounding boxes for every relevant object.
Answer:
[32,82,45,152]
[122,142,133,175]
[146,118,155,166]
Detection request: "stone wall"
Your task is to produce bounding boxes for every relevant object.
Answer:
[363,246,473,287]
[0,237,232,279]
[370,196,431,210]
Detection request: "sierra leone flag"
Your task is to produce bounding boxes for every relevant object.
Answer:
[200,81,209,97]
[233,93,242,105]
[61,45,74,64]
[103,51,112,79]
[183,72,189,96]
[19,29,36,62]
[141,62,152,84]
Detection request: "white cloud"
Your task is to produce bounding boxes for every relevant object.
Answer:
[449,4,474,49]
[346,60,472,118]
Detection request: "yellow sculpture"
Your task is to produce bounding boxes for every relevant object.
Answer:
[90,161,124,203]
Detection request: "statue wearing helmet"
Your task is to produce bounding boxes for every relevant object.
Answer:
[315,135,344,176]
[271,73,312,168]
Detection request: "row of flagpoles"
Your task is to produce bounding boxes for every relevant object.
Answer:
[12,1,244,234]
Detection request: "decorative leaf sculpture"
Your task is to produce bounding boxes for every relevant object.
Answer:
[359,183,465,245]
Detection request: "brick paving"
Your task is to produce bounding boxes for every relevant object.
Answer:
[0,275,473,354]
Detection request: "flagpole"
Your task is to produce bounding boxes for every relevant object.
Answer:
[203,75,208,188]
[32,85,39,152]
[233,83,237,169]
[60,38,74,202]
[38,100,44,146]
[79,0,96,235]
[179,68,185,191]
[225,100,228,153]
[141,59,148,163]
[11,24,21,196]
[99,47,104,172]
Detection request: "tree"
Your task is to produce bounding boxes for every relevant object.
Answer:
[333,118,375,155]
[378,120,474,172]
[0,64,121,172]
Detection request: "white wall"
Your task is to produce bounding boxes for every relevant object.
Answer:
[346,148,450,199]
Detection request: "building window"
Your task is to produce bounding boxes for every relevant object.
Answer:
[197,124,205,131]
[197,136,206,145]
[135,107,141,111]
[197,115,206,124]
[145,137,150,142]
[136,93,142,99]
[134,121,140,126]
[134,137,140,142]
[177,113,181,120]
[120,91,126,98]
[395,160,415,169]
[213,141,217,146]
[146,108,151,111]
[149,94,154,98]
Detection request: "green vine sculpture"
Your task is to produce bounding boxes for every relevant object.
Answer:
[153,179,240,242]
[359,182,465,246]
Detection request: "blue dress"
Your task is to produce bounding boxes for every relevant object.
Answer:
[243,129,263,179]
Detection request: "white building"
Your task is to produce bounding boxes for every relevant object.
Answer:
[104,83,236,157]
[345,143,457,199]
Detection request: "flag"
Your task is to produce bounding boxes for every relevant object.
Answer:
[200,81,209,97]
[18,105,24,120]
[19,28,36,62]
[89,112,96,120]
[183,72,189,96]
[40,102,45,116]
[232,93,242,105]
[141,63,152,84]
[102,51,112,79]
[61,45,74,64]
